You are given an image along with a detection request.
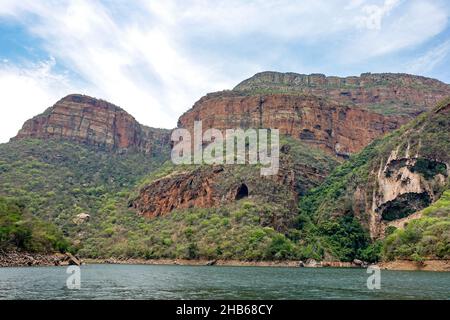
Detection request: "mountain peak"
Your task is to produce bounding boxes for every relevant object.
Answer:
[13,95,170,154]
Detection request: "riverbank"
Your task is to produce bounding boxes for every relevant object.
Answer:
[84,257,450,272]
[0,250,81,267]
[2,251,448,271]
[378,260,450,272]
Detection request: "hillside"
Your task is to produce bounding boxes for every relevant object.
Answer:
[1,73,449,264]
[298,98,450,261]
[0,196,68,254]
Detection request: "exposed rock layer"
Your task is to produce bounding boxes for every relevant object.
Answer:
[13,94,170,155]
[234,72,450,116]
[178,93,406,157]
[132,163,297,220]
[132,138,338,218]
[334,101,450,238]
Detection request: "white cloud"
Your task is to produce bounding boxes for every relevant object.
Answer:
[0,0,244,134]
[408,40,450,74]
[0,58,76,143]
[0,0,448,143]
[343,0,449,60]
[356,0,401,30]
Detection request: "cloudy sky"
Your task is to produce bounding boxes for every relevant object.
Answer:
[0,0,449,142]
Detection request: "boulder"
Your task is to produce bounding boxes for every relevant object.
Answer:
[305,258,321,268]
[73,213,91,225]
[206,260,217,266]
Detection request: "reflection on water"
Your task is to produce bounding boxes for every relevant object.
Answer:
[0,264,449,300]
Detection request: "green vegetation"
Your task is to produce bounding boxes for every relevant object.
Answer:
[292,212,373,262]
[1,96,448,263]
[383,190,450,261]
[0,138,168,255]
[296,98,450,262]
[0,197,68,253]
[0,134,337,260]
[78,199,303,260]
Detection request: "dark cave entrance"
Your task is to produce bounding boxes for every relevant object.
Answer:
[379,192,431,221]
[235,184,249,200]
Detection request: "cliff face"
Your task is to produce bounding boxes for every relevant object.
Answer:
[305,99,450,239]
[234,72,450,116]
[132,164,298,232]
[178,93,405,157]
[132,137,339,219]
[13,94,170,155]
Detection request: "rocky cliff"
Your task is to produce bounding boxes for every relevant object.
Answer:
[13,94,170,155]
[234,72,450,116]
[302,98,450,239]
[178,92,405,157]
[132,137,338,219]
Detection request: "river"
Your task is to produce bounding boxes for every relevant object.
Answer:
[0,264,448,299]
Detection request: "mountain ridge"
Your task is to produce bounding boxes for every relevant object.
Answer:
[1,71,449,265]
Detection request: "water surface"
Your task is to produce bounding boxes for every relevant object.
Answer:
[0,264,448,299]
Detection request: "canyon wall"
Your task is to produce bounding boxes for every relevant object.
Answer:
[178,93,405,157]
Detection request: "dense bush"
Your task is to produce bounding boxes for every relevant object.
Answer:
[382,190,450,261]
[0,197,69,253]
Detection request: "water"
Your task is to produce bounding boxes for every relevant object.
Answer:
[0,264,448,300]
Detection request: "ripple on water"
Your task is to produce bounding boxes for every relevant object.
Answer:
[0,264,449,300]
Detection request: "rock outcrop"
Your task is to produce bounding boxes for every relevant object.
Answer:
[132,163,298,218]
[0,250,82,267]
[367,152,449,238]
[13,94,170,155]
[178,93,405,157]
[234,72,450,116]
[132,136,339,219]
[73,213,91,225]
[313,99,450,239]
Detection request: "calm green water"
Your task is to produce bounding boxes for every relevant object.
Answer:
[0,264,448,299]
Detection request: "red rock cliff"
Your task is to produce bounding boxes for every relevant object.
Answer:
[178,92,406,157]
[13,94,170,154]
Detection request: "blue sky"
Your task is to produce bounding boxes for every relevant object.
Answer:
[0,0,449,142]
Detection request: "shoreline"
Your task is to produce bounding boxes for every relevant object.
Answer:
[84,257,450,272]
[0,251,80,268]
[2,251,449,271]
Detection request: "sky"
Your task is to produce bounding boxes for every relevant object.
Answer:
[0,0,449,143]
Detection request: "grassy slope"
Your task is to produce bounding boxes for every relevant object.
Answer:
[0,136,339,260]
[0,197,68,253]
[383,190,450,261]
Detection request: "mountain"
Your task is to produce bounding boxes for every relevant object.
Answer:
[13,94,170,155]
[132,136,338,218]
[178,92,405,158]
[1,72,449,265]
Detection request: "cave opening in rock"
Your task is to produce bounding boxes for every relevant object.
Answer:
[379,192,431,221]
[235,184,249,200]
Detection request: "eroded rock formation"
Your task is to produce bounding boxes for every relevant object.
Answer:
[131,139,338,218]
[178,93,405,157]
[368,151,449,238]
[131,162,299,230]
[13,94,170,155]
